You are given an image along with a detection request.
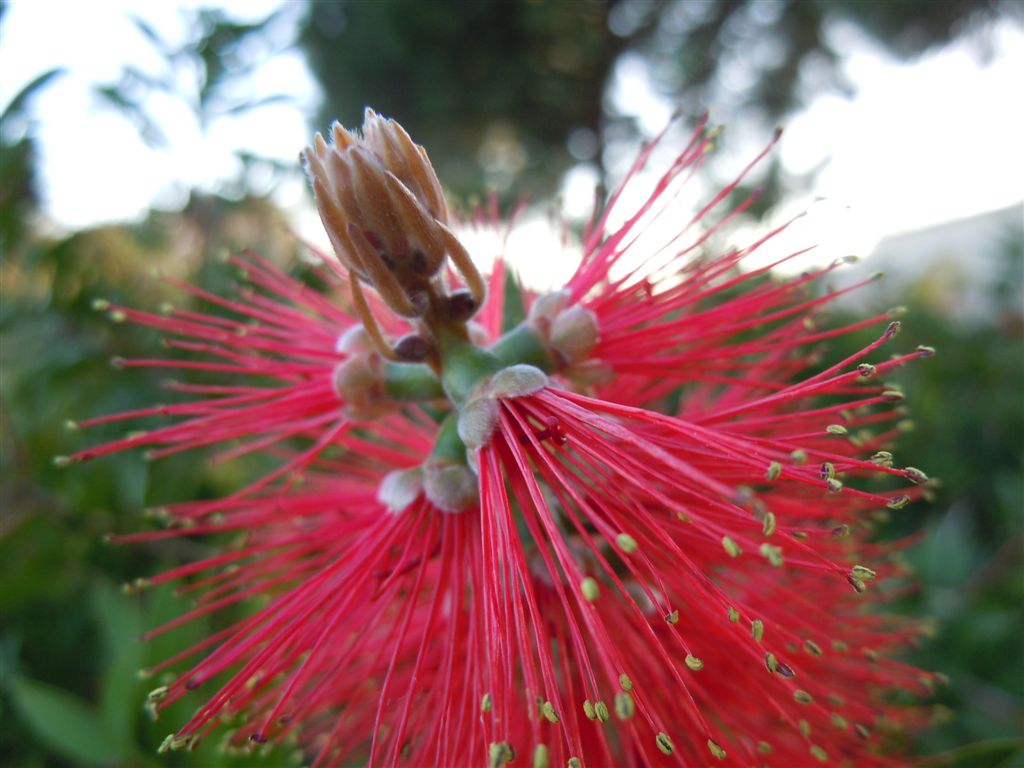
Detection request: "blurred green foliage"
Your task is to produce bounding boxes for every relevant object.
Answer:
[1,146,306,765]
[818,231,1024,765]
[297,0,1021,208]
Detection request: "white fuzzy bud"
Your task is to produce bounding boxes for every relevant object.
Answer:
[457,364,548,462]
[423,460,478,513]
[333,355,389,420]
[377,467,424,513]
[457,397,500,455]
[527,290,571,324]
[335,325,376,355]
[549,304,599,364]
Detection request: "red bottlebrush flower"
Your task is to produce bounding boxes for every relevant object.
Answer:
[68,109,938,766]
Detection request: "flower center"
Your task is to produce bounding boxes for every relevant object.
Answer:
[309,113,606,514]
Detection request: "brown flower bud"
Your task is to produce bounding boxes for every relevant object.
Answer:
[304,109,453,317]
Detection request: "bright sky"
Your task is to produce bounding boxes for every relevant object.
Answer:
[0,0,319,230]
[1,1,1021,279]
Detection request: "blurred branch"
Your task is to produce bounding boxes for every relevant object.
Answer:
[1,68,64,120]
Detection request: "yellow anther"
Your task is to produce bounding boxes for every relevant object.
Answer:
[541,700,559,724]
[707,739,727,760]
[614,691,634,720]
[656,732,674,755]
[752,619,764,642]
[615,532,638,554]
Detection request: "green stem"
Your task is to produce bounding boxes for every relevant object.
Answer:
[490,322,555,372]
[384,363,444,401]
[430,411,467,464]
[381,322,555,406]
[436,326,503,405]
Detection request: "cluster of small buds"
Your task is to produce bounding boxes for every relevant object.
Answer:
[304,109,449,311]
[303,108,485,365]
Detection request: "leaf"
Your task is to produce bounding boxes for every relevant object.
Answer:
[9,676,129,764]
[128,13,169,57]
[223,93,292,117]
[92,582,144,752]
[919,738,1024,768]
[1,68,65,120]
[501,268,526,332]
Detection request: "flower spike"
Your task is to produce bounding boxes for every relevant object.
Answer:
[69,110,937,766]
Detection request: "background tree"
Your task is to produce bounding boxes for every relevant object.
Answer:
[299,0,1019,208]
[301,0,630,201]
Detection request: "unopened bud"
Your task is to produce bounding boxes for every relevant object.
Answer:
[378,467,424,513]
[304,110,452,318]
[393,334,432,362]
[549,304,599,365]
[423,459,478,514]
[446,289,477,322]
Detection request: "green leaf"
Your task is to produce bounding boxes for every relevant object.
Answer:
[92,582,143,754]
[1,68,64,120]
[919,738,1024,768]
[10,676,129,764]
[501,268,526,332]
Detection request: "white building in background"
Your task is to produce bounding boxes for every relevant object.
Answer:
[833,203,1023,324]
